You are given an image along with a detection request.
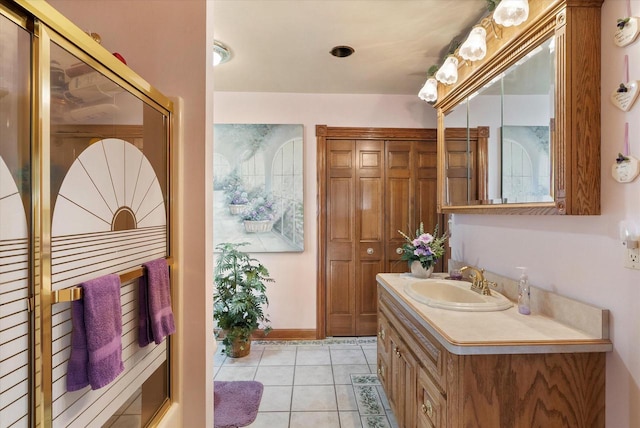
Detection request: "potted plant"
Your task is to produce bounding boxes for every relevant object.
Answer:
[240,194,277,233]
[398,223,448,278]
[214,242,273,357]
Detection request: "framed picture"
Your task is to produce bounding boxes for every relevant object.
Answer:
[500,125,552,203]
[213,124,304,252]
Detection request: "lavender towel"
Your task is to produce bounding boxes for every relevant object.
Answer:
[66,274,125,391]
[139,258,175,347]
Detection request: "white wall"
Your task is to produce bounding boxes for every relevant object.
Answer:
[214,92,435,329]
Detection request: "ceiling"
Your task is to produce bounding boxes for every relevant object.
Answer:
[213,0,489,95]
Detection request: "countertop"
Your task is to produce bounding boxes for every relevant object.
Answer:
[377,273,613,355]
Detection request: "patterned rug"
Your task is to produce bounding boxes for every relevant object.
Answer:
[214,381,264,428]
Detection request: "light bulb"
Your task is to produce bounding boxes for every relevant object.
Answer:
[435,56,459,85]
[459,26,487,61]
[493,0,529,27]
[418,78,438,103]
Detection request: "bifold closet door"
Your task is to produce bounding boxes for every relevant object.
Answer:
[326,139,383,337]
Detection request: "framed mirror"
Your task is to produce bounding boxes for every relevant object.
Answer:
[435,0,603,215]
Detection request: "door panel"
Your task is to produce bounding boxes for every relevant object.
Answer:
[355,141,383,336]
[327,140,355,335]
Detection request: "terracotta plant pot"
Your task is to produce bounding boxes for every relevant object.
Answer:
[226,337,251,358]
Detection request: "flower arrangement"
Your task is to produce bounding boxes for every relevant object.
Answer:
[398,223,448,270]
[241,195,277,222]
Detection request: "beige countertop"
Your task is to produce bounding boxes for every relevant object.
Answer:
[377,273,613,355]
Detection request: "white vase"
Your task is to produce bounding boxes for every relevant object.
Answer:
[410,261,434,278]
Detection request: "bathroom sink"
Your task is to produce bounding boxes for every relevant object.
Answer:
[404,279,513,312]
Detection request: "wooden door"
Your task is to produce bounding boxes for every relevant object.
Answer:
[318,126,439,338]
[326,139,383,336]
[390,333,418,428]
[355,140,384,336]
[444,127,488,204]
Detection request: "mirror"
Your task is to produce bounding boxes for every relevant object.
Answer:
[443,37,555,206]
[436,0,603,215]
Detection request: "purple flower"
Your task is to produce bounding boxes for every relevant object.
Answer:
[414,247,432,257]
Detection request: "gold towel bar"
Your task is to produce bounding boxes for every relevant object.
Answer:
[51,257,173,304]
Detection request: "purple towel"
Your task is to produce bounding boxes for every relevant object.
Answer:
[66,274,125,391]
[139,258,175,347]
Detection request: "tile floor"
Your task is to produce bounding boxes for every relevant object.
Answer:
[214,337,398,428]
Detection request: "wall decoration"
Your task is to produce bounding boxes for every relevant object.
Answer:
[214,124,304,252]
[611,80,639,112]
[615,17,639,47]
[501,125,552,203]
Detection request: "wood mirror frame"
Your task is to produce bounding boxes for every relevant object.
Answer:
[435,0,603,215]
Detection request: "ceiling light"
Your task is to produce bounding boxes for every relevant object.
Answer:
[330,45,355,58]
[213,41,231,66]
[436,56,459,85]
[418,77,438,103]
[459,26,487,61]
[493,0,529,27]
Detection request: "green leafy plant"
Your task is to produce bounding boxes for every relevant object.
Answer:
[214,242,273,355]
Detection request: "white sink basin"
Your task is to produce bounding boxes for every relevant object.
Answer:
[404,279,513,312]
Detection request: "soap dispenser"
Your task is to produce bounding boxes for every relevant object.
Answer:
[516,267,530,315]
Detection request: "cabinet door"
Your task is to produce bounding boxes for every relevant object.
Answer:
[377,306,392,389]
[417,368,447,428]
[390,333,418,428]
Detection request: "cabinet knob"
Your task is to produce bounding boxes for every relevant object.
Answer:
[422,400,434,418]
[367,247,374,255]
[394,346,401,357]
[396,247,404,255]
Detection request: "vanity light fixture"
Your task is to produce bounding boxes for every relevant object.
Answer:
[213,40,232,66]
[418,77,438,103]
[459,26,488,61]
[493,0,530,27]
[435,56,459,85]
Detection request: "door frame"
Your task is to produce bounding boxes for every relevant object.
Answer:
[315,125,439,339]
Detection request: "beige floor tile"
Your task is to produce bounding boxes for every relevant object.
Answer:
[223,348,264,366]
[246,411,290,428]
[330,348,367,365]
[258,386,293,412]
[260,349,297,366]
[291,385,337,411]
[335,385,358,411]
[254,365,294,385]
[294,365,334,385]
[214,366,257,381]
[295,348,331,365]
[289,411,340,428]
[340,411,364,428]
[332,364,371,384]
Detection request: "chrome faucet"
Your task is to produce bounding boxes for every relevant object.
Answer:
[460,266,495,296]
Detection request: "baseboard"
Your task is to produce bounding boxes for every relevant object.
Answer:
[214,328,318,341]
[252,329,317,340]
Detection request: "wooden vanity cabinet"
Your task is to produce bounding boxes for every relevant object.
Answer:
[377,285,606,428]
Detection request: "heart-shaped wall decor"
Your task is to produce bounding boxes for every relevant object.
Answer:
[611,81,639,112]
[615,17,640,47]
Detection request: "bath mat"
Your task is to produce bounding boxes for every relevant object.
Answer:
[214,380,263,428]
